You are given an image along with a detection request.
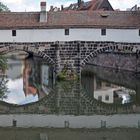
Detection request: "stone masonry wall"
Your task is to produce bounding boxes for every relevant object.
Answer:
[88,53,140,72]
[0,41,140,74]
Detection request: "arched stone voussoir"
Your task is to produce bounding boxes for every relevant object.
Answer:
[81,46,118,67]
[0,45,55,66]
[42,54,55,65]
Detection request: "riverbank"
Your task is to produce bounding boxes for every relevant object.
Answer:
[0,114,140,128]
[0,127,140,140]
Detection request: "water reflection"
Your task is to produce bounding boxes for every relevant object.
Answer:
[0,77,8,99]
[0,128,140,140]
[82,69,137,105]
[0,56,53,105]
[0,55,140,128]
[0,55,140,115]
[82,65,140,106]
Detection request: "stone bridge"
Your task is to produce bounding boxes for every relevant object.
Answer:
[0,41,140,75]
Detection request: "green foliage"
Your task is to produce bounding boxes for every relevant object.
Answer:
[0,56,8,71]
[57,72,67,81]
[0,77,8,99]
[57,63,77,81]
[0,56,8,99]
[0,2,10,12]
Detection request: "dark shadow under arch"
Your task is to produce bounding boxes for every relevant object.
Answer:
[81,45,136,68]
[0,45,55,66]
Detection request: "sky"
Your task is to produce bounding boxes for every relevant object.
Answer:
[4,78,38,105]
[0,0,140,12]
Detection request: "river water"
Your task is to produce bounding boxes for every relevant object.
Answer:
[0,55,140,129]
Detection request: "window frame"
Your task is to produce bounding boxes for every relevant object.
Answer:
[12,30,16,36]
[101,28,106,36]
[65,29,69,36]
[105,95,109,101]
[98,96,102,101]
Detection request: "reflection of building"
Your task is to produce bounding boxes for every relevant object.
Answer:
[81,74,116,103]
[94,78,136,104]
[23,59,37,97]
[23,58,54,99]
[82,72,136,104]
[7,59,23,80]
[94,89,114,104]
[41,65,49,86]
[94,77,117,103]
[41,65,49,95]
[113,89,136,104]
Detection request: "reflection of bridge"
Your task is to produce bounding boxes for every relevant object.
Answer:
[0,79,140,115]
[0,41,140,75]
[82,65,140,105]
[83,65,140,90]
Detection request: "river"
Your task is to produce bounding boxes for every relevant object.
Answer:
[0,55,140,129]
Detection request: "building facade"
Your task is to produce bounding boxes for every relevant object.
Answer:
[0,1,139,43]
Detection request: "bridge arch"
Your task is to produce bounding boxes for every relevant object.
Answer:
[0,45,55,66]
[81,44,139,68]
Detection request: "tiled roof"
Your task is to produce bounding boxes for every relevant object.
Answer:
[63,0,114,11]
[0,12,41,29]
[0,11,140,29]
[48,11,140,29]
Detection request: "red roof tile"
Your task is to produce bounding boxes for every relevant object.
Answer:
[62,0,114,11]
[48,11,140,29]
[0,11,139,29]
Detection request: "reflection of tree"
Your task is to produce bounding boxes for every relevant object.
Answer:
[0,77,8,99]
[0,56,8,99]
[0,56,8,73]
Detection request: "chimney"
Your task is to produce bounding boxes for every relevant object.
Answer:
[78,0,81,8]
[61,5,64,11]
[40,1,47,22]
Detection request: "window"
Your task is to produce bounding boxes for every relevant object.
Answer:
[105,95,109,101]
[101,29,106,36]
[65,29,69,35]
[98,96,102,101]
[139,29,140,36]
[12,30,16,36]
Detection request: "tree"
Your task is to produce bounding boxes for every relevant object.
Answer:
[0,2,10,12]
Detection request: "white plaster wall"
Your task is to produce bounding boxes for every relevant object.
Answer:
[0,114,140,128]
[0,28,139,43]
[70,28,140,42]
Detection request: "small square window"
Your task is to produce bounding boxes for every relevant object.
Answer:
[12,30,16,36]
[101,29,106,36]
[65,29,69,35]
[98,96,102,101]
[105,95,109,101]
